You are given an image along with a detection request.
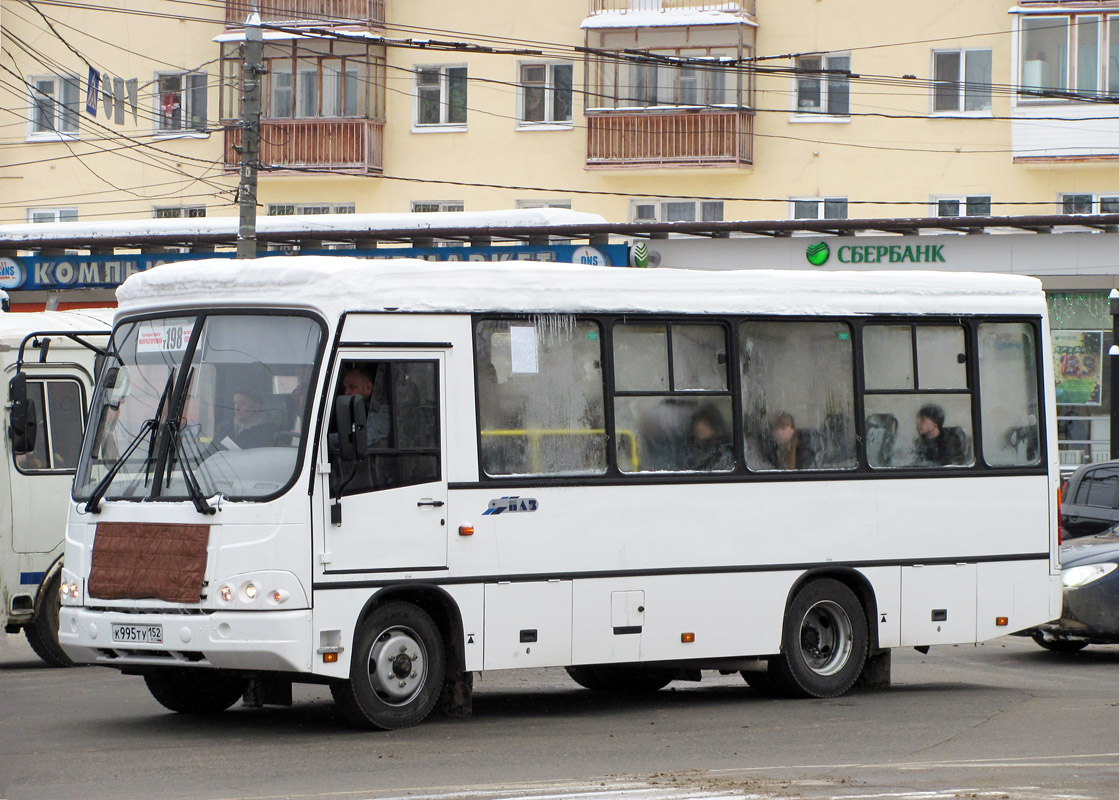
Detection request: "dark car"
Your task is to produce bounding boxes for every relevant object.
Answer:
[1028,526,1119,652]
[1060,460,1119,539]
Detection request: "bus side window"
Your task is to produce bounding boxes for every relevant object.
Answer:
[475,318,606,477]
[863,324,974,469]
[613,322,733,473]
[740,320,856,472]
[978,322,1041,467]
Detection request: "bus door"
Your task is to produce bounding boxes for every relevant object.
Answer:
[319,350,448,573]
[9,369,90,555]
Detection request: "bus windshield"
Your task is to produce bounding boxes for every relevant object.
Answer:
[74,312,323,503]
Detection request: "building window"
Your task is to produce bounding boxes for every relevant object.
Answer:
[935,196,992,216]
[154,206,206,219]
[932,49,992,113]
[518,62,573,125]
[267,203,355,215]
[791,198,848,220]
[1060,193,1119,214]
[630,200,723,223]
[28,208,78,224]
[415,65,467,127]
[1019,15,1115,99]
[29,75,80,138]
[157,72,207,132]
[411,201,465,213]
[795,54,850,116]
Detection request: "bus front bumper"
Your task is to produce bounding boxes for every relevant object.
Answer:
[58,607,313,673]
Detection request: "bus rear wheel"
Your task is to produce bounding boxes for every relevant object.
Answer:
[143,668,247,713]
[24,572,74,668]
[768,578,868,698]
[332,601,445,730]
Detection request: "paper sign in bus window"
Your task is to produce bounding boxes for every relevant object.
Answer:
[510,326,539,374]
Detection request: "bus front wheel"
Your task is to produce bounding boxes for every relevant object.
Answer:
[143,668,247,713]
[332,601,446,730]
[769,578,868,698]
[24,572,74,668]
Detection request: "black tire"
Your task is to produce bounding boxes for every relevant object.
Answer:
[769,578,868,699]
[24,572,74,668]
[1031,631,1089,653]
[143,668,247,714]
[564,664,673,693]
[332,601,446,730]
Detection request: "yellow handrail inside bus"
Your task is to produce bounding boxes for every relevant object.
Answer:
[480,428,638,471]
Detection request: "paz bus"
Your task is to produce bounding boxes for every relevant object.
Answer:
[0,304,110,665]
[58,257,1060,729]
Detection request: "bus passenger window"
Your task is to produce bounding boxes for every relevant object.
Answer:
[613,322,732,473]
[979,323,1041,466]
[863,324,974,469]
[739,321,856,471]
[474,318,606,477]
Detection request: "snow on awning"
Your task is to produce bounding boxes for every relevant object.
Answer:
[581,8,756,29]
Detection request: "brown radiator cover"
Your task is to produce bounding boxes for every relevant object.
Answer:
[87,522,211,603]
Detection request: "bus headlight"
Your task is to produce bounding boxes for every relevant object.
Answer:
[207,571,307,610]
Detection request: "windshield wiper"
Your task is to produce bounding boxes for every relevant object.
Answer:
[83,418,156,514]
[84,368,177,514]
[164,368,216,515]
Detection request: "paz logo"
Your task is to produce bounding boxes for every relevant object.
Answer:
[631,241,650,268]
[805,241,830,267]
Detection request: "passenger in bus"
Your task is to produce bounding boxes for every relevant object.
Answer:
[685,403,733,470]
[914,404,968,466]
[342,365,390,447]
[216,388,281,450]
[769,412,818,470]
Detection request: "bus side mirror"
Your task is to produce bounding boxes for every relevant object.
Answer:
[8,373,37,455]
[334,394,368,464]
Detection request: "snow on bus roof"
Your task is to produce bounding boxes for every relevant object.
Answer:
[116,256,1046,320]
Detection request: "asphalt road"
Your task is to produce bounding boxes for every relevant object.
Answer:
[1,632,1117,800]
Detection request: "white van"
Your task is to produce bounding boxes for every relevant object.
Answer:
[1,303,111,665]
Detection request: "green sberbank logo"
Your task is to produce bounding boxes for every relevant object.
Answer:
[806,240,947,266]
[806,241,830,266]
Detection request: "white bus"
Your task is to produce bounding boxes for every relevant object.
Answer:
[0,306,110,665]
[58,257,1060,728]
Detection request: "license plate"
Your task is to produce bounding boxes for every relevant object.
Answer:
[111,623,164,644]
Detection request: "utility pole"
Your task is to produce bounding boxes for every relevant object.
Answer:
[236,11,263,259]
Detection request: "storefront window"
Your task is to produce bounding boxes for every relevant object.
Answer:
[1047,292,1112,468]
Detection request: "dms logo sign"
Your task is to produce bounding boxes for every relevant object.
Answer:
[0,257,24,289]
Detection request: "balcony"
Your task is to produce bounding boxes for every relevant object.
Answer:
[225,0,385,27]
[224,119,383,174]
[586,109,753,168]
[589,0,755,17]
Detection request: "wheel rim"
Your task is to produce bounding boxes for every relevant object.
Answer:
[798,599,854,676]
[365,625,428,706]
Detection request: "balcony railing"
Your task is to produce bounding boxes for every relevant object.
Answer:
[589,0,755,17]
[586,109,753,168]
[224,119,383,174]
[225,0,384,26]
